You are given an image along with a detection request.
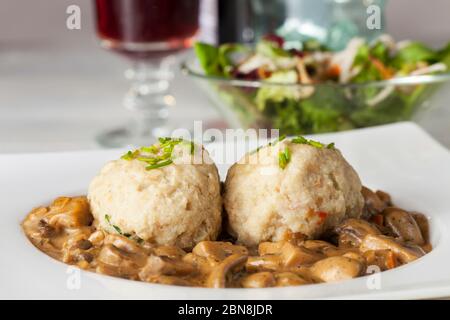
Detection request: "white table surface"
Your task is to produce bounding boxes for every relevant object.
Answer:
[1,0,450,154]
[0,46,221,153]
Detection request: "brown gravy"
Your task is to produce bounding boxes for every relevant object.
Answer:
[22,188,431,288]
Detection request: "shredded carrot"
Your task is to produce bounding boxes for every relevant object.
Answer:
[257,67,272,79]
[386,251,397,269]
[369,56,394,80]
[327,64,341,78]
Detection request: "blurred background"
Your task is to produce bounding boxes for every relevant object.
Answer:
[1,0,450,153]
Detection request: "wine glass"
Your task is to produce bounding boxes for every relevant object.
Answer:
[94,0,200,147]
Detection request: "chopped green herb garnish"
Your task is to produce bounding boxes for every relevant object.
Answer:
[136,157,158,164]
[291,136,335,149]
[284,146,291,161]
[104,214,142,243]
[269,135,286,146]
[291,136,308,144]
[140,145,158,154]
[158,137,172,144]
[121,150,138,160]
[145,159,173,170]
[121,137,195,170]
[105,214,123,235]
[251,134,287,154]
[308,140,325,148]
[278,147,291,169]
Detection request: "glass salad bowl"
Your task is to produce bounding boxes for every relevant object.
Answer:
[182,56,450,135]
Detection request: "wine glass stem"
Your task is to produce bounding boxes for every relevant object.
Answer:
[123,58,175,140]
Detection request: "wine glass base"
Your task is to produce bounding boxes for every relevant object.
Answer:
[96,126,172,148]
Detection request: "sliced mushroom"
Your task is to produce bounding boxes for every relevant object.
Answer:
[61,228,95,263]
[360,234,425,263]
[97,242,146,267]
[45,197,93,228]
[139,255,194,280]
[206,254,247,288]
[375,190,392,206]
[246,255,282,272]
[275,272,310,287]
[27,206,49,221]
[342,252,366,266]
[241,272,276,288]
[310,256,364,283]
[96,244,144,277]
[21,192,433,288]
[37,219,57,238]
[88,230,105,247]
[258,242,284,256]
[362,186,386,216]
[193,241,248,263]
[96,235,148,277]
[182,253,212,274]
[363,249,397,271]
[153,245,186,259]
[22,207,52,241]
[103,234,149,256]
[302,240,337,252]
[280,242,324,267]
[411,212,430,244]
[335,218,381,247]
[280,230,307,245]
[302,240,357,257]
[248,242,323,272]
[383,208,424,245]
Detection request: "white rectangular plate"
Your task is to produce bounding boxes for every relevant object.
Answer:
[1,122,450,299]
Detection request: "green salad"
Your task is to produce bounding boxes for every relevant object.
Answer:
[194,35,450,135]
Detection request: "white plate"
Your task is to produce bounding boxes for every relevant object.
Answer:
[1,122,450,300]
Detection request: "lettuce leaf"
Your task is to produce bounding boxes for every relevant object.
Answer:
[370,41,390,64]
[391,42,437,69]
[256,39,290,58]
[217,43,249,76]
[299,86,354,133]
[350,93,409,127]
[255,70,300,110]
[194,42,222,76]
[438,42,450,68]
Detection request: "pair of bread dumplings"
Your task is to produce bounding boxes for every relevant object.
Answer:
[88,137,363,249]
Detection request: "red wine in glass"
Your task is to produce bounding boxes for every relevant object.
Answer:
[95,0,200,59]
[93,0,200,146]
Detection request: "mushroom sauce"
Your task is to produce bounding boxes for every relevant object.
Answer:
[22,187,431,288]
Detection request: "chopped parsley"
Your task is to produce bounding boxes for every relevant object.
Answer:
[291,136,335,149]
[121,150,139,160]
[250,135,334,169]
[278,146,291,169]
[145,159,173,170]
[252,135,334,157]
[251,134,286,154]
[104,214,143,243]
[104,214,130,237]
[272,135,286,145]
[121,137,195,170]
